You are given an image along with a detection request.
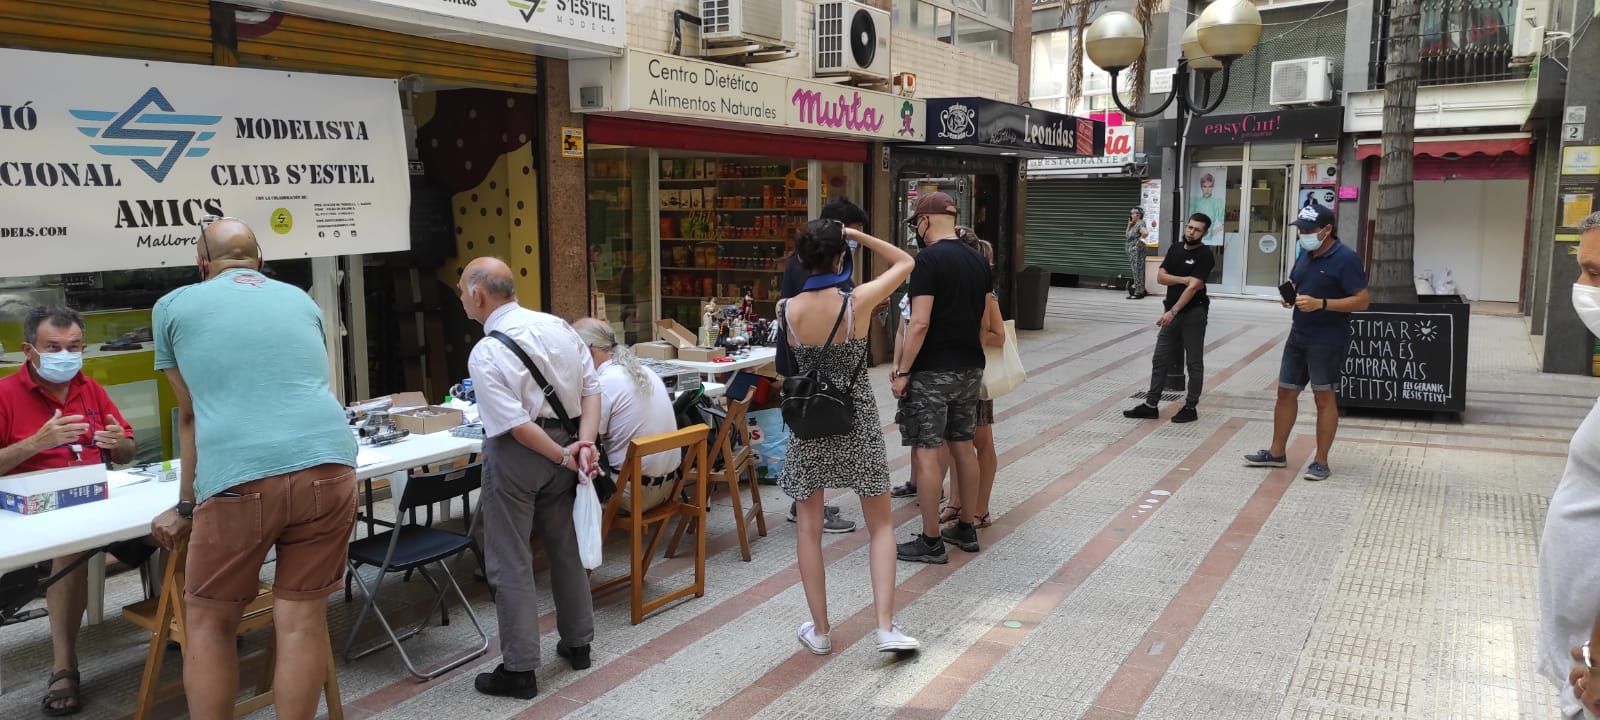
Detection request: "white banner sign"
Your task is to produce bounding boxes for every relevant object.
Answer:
[0,49,410,278]
[240,0,626,52]
[609,50,926,142]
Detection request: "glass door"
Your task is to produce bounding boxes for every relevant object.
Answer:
[1243,165,1292,296]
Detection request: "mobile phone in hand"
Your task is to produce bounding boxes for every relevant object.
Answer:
[1278,281,1296,305]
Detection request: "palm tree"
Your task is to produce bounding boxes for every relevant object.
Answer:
[1370,0,1422,303]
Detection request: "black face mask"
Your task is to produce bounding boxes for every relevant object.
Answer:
[911,218,928,250]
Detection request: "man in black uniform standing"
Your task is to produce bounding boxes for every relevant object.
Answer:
[1125,213,1215,424]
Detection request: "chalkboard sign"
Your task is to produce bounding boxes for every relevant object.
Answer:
[1336,302,1469,413]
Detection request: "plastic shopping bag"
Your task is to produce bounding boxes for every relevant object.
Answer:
[981,320,1026,400]
[573,472,603,570]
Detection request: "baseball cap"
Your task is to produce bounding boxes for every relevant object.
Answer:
[905,191,960,226]
[1292,203,1335,232]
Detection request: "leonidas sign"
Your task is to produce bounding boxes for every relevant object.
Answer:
[0,49,410,278]
[237,0,626,54]
[575,50,926,142]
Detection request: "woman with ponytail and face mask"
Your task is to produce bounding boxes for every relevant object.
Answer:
[1538,213,1600,719]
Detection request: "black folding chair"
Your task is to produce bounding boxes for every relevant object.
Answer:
[343,463,490,680]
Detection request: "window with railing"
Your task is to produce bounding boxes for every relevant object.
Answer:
[1370,0,1518,88]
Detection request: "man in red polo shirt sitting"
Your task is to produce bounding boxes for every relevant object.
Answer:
[0,306,136,717]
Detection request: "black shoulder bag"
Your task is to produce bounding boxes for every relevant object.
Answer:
[488,331,617,502]
[780,298,865,440]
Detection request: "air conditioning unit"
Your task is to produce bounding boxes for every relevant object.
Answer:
[1512,0,1550,61]
[1270,57,1334,106]
[814,1,891,82]
[700,0,797,49]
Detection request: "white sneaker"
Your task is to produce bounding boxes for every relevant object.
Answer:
[875,624,921,653]
[797,621,832,655]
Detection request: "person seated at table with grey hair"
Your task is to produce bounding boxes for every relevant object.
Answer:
[572,318,682,512]
[0,305,140,717]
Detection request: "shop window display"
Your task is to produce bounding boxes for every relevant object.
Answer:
[587,149,861,345]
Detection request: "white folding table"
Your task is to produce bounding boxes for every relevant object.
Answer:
[0,430,482,694]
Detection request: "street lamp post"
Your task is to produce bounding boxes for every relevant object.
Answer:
[1085,0,1262,391]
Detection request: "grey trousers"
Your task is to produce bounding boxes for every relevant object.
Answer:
[1147,305,1208,407]
[480,429,594,672]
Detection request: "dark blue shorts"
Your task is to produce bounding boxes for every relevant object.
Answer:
[1278,335,1347,392]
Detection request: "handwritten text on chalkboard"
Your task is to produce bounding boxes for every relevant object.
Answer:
[1339,313,1456,404]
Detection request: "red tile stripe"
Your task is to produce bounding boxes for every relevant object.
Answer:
[882,417,1260,720]
[705,334,1287,720]
[338,328,1279,720]
[1086,436,1316,717]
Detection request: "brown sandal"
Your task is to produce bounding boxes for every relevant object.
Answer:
[974,513,992,529]
[42,669,83,716]
[939,504,962,524]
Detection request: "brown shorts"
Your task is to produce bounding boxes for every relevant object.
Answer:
[976,399,995,427]
[185,463,357,610]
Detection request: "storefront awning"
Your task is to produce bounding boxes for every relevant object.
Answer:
[922,98,1105,159]
[1355,133,1533,161]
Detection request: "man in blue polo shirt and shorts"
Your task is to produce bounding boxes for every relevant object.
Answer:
[1244,205,1369,481]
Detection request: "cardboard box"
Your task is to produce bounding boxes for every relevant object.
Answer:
[391,405,465,435]
[0,465,109,515]
[633,341,677,360]
[351,392,428,414]
[678,346,727,362]
[656,319,698,349]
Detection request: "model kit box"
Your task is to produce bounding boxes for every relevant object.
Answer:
[0,465,109,515]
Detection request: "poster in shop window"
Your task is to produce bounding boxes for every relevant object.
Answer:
[0,49,410,278]
[1187,167,1229,246]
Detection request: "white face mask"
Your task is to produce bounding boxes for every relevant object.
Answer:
[1573,283,1600,336]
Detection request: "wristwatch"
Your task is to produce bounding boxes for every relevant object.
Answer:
[559,446,572,467]
[892,368,908,379]
[1322,298,1328,311]
[176,500,195,519]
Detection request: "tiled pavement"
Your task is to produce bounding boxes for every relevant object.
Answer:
[3,287,1594,719]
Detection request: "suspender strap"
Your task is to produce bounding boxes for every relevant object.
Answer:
[488,330,578,437]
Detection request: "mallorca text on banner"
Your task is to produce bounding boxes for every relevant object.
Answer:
[0,49,411,278]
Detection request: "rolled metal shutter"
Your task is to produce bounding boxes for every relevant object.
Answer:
[236,13,536,93]
[0,0,213,65]
[1024,178,1140,277]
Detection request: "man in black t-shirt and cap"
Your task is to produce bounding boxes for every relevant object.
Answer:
[894,191,992,564]
[1125,213,1216,423]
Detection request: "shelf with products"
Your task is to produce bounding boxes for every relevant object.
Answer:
[658,207,807,213]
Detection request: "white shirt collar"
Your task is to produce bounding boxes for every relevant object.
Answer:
[483,302,517,334]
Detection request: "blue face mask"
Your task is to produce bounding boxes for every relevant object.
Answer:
[1298,233,1324,252]
[34,350,83,383]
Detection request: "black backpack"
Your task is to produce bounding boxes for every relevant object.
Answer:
[780,297,864,440]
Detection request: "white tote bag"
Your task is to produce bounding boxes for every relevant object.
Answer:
[573,472,603,570]
[981,320,1026,400]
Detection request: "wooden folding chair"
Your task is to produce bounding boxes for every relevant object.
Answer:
[667,390,766,561]
[591,424,710,625]
[123,542,343,720]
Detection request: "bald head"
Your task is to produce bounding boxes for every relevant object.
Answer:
[458,257,517,323]
[199,218,262,279]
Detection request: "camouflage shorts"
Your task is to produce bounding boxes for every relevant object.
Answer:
[897,368,983,449]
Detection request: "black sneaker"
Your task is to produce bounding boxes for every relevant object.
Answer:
[475,664,538,699]
[1123,403,1159,420]
[557,643,591,670]
[1171,405,1199,424]
[896,534,949,564]
[940,521,980,553]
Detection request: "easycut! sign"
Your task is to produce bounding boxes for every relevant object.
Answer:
[0,49,410,277]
